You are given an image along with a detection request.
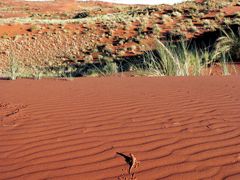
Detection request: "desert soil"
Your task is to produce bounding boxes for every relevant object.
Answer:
[1,0,240,73]
[1,76,240,179]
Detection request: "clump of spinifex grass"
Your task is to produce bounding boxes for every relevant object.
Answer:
[133,39,215,76]
[214,27,240,61]
[8,54,19,80]
[212,27,240,75]
[83,61,118,77]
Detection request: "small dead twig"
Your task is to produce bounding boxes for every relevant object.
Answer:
[129,153,138,174]
[116,152,140,175]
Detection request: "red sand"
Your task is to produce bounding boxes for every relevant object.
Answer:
[1,76,240,179]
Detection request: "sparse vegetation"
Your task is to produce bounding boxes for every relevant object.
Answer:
[0,0,239,79]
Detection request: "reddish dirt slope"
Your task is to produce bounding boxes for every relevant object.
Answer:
[1,77,240,179]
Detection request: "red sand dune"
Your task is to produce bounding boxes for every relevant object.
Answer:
[1,76,240,179]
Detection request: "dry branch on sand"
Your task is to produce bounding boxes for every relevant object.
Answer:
[116,152,140,175]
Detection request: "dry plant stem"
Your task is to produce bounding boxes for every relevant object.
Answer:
[129,153,139,175]
[116,152,140,175]
[156,40,181,70]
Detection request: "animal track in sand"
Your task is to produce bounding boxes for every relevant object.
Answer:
[0,103,27,127]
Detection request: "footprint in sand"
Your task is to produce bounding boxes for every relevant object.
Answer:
[0,103,27,127]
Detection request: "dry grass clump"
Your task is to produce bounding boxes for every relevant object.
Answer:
[133,39,209,76]
[214,27,240,60]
